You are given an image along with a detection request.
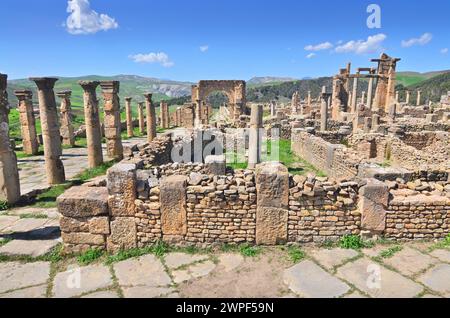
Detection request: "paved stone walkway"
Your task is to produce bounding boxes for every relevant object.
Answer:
[18,137,147,196]
[0,210,449,298]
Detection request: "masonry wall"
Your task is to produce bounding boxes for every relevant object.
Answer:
[291,130,359,180]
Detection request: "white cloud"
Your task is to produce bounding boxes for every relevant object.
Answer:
[306,53,316,59]
[128,52,175,68]
[200,45,209,53]
[335,33,387,55]
[65,0,118,35]
[304,42,333,51]
[401,33,433,48]
[440,48,448,54]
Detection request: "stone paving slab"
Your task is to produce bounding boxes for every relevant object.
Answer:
[309,248,359,270]
[164,253,209,270]
[0,216,20,232]
[2,218,49,234]
[417,264,450,294]
[430,249,450,263]
[5,207,59,219]
[382,247,437,277]
[336,258,423,298]
[52,264,113,298]
[113,255,172,288]
[0,239,59,257]
[0,285,47,298]
[218,253,244,272]
[0,262,51,294]
[283,260,350,298]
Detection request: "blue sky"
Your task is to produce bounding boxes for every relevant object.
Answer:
[1,0,449,81]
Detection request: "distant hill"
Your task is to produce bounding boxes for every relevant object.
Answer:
[406,72,450,102]
[247,76,298,87]
[396,70,450,87]
[6,75,194,110]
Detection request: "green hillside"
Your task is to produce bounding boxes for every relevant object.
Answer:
[396,70,450,87]
[406,72,450,102]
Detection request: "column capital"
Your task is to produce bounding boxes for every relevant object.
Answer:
[29,77,58,90]
[79,81,100,91]
[125,97,132,102]
[56,90,72,99]
[144,93,153,101]
[14,90,33,100]
[99,81,120,94]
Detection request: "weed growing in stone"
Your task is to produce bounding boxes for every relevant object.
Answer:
[379,246,403,258]
[239,244,261,257]
[77,248,104,265]
[287,246,305,263]
[339,235,373,250]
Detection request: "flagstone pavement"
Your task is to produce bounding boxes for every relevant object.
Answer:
[0,207,449,298]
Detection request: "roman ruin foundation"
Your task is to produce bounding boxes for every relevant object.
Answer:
[30,77,66,185]
[100,81,123,161]
[57,90,75,147]
[79,81,104,168]
[0,74,21,204]
[14,90,39,155]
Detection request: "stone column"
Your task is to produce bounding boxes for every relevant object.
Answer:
[125,97,134,138]
[160,101,169,129]
[367,76,374,110]
[395,91,399,103]
[138,102,145,134]
[248,104,263,169]
[195,100,202,128]
[270,101,276,117]
[29,77,65,185]
[144,93,156,142]
[79,81,103,168]
[406,91,411,105]
[371,114,380,133]
[100,81,123,161]
[0,74,21,204]
[307,91,311,110]
[385,69,396,113]
[56,90,75,147]
[14,90,39,155]
[361,91,366,105]
[364,117,371,133]
[417,91,422,106]
[351,76,358,113]
[320,92,328,132]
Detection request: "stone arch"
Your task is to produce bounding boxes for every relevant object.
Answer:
[192,80,247,121]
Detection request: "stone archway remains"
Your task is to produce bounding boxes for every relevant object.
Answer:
[191,80,247,123]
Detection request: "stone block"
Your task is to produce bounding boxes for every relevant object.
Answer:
[107,217,137,253]
[255,162,289,209]
[256,207,288,245]
[107,163,136,194]
[57,186,109,218]
[59,216,89,233]
[61,232,106,245]
[359,179,389,232]
[205,155,226,175]
[89,217,110,235]
[160,175,188,236]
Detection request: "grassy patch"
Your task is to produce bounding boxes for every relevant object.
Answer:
[19,213,48,219]
[287,246,306,263]
[0,238,12,247]
[0,201,9,211]
[430,233,450,251]
[379,246,403,259]
[339,235,374,250]
[32,183,75,208]
[74,161,116,182]
[239,244,261,257]
[77,248,105,265]
[106,241,170,264]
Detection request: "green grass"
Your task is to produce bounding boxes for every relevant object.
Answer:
[287,246,306,263]
[339,235,374,250]
[77,248,105,265]
[32,183,75,209]
[74,160,116,182]
[430,233,450,251]
[105,241,170,264]
[239,244,261,257]
[0,238,12,247]
[0,201,9,211]
[19,213,48,219]
[379,246,403,259]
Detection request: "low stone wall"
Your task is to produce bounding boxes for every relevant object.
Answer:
[291,129,360,180]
